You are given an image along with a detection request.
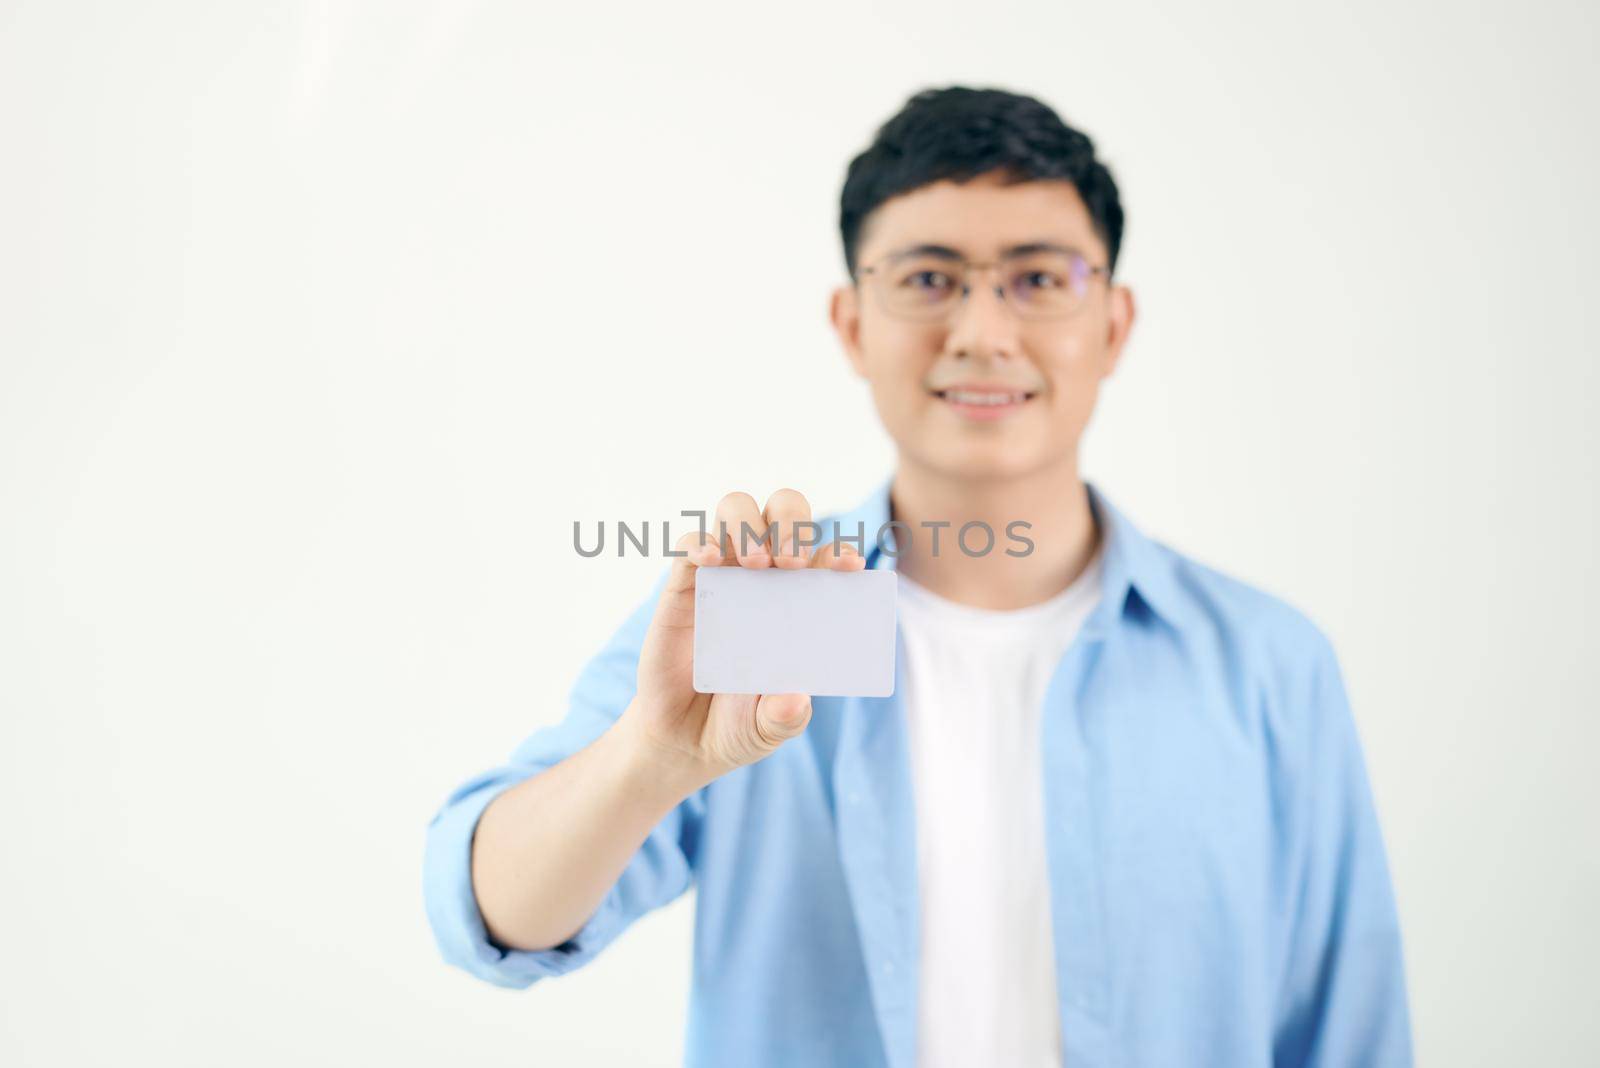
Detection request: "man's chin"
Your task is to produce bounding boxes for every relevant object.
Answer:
[913,445,1062,484]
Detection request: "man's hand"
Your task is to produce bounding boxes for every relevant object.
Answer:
[619,488,866,786]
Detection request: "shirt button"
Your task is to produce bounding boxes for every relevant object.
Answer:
[883,961,895,975]
[848,791,861,805]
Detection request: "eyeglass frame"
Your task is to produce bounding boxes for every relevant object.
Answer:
[852,242,1113,322]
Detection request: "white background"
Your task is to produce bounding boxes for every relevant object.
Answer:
[3,1,1596,1064]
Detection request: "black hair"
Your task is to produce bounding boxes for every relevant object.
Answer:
[839,86,1125,280]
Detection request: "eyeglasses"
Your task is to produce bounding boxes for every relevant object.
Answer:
[856,246,1111,322]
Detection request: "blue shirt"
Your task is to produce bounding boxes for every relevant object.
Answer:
[423,477,1413,1067]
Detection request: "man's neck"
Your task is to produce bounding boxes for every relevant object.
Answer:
[888,456,1100,611]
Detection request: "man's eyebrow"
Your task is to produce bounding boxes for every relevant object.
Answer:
[884,243,965,261]
[1001,241,1087,259]
[883,240,1089,261]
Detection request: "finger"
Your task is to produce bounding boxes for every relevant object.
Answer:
[762,487,813,569]
[714,491,773,567]
[754,692,812,748]
[663,528,723,594]
[656,529,723,631]
[808,539,868,570]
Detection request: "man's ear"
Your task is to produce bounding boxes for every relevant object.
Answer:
[830,284,869,379]
[1100,282,1136,379]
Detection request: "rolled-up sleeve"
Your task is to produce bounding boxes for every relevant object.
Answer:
[1274,630,1414,1066]
[422,566,702,989]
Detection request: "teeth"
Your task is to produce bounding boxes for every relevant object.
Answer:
[943,390,1028,406]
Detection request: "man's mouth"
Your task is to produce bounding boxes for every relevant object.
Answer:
[930,384,1039,419]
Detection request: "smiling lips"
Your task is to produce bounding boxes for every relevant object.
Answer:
[930,382,1039,421]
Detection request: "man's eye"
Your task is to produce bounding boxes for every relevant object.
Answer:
[1016,270,1063,291]
[904,270,954,291]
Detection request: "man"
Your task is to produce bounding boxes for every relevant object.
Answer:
[423,86,1413,1067]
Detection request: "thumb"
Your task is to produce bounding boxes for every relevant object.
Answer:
[754,693,812,749]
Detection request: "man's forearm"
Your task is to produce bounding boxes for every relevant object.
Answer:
[469,701,708,952]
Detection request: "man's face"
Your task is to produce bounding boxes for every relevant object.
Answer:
[829,171,1135,484]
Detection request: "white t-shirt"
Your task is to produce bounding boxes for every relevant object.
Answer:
[896,547,1105,1068]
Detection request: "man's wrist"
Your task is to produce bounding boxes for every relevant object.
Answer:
[606,702,716,804]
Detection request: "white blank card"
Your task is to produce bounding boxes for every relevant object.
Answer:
[692,567,898,697]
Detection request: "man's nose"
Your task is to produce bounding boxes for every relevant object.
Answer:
[944,270,1020,361]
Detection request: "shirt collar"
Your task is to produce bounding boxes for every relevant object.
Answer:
[826,472,1186,636]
